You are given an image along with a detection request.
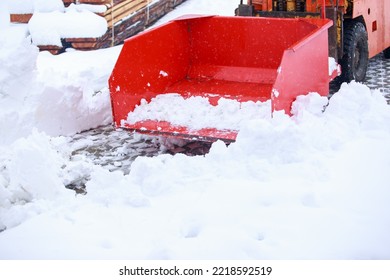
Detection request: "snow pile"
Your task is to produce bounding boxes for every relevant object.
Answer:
[0,24,116,145]
[6,0,65,14]
[1,81,390,259]
[0,131,68,203]
[124,83,390,259]
[0,130,87,231]
[6,0,108,47]
[29,7,107,46]
[33,48,118,135]
[0,33,38,96]
[126,94,271,131]
[0,30,40,144]
[32,0,65,13]
[0,2,9,27]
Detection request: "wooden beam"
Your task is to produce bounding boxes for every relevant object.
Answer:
[105,0,147,28]
[104,0,146,17]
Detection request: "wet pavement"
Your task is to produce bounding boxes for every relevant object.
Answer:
[68,126,212,176]
[365,52,390,104]
[68,52,390,189]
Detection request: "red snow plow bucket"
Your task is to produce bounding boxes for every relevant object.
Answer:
[109,15,333,141]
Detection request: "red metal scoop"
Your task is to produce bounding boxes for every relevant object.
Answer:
[109,15,334,141]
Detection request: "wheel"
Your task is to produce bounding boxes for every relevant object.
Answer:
[384,47,390,59]
[339,21,369,83]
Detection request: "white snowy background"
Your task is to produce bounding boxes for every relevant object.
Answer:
[0,0,390,259]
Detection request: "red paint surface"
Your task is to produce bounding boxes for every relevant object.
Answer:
[109,15,333,141]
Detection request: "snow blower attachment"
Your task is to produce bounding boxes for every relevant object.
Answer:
[109,15,335,142]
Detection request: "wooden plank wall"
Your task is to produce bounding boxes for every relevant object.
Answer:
[9,0,188,54]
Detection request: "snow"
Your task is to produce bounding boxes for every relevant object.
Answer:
[6,1,107,47]
[1,0,390,260]
[126,94,271,131]
[6,0,65,14]
[0,2,9,27]
[67,3,108,14]
[328,56,340,76]
[28,9,107,46]
[0,23,116,144]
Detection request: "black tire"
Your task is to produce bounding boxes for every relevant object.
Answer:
[339,21,369,83]
[384,47,390,59]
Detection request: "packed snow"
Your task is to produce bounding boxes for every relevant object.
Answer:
[1,0,390,260]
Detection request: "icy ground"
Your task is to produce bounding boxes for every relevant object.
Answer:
[1,0,390,259]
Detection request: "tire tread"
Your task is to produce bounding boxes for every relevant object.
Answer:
[339,21,368,83]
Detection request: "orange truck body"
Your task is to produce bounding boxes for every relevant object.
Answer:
[248,0,390,59]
